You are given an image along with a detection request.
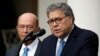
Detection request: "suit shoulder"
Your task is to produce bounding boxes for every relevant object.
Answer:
[6,45,19,53]
[6,46,16,56]
[73,26,98,41]
[75,28,98,42]
[6,43,21,54]
[80,28,98,37]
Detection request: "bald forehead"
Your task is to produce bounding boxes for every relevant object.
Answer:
[17,13,38,26]
[18,13,37,20]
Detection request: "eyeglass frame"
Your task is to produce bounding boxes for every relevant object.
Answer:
[47,16,67,26]
[16,25,34,31]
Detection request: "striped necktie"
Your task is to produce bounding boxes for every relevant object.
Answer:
[57,40,65,56]
[22,47,29,56]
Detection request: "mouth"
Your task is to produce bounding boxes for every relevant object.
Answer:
[53,29,61,33]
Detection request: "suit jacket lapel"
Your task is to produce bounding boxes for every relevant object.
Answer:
[11,43,22,56]
[44,35,57,56]
[61,25,80,56]
[49,35,58,56]
[16,43,22,56]
[34,40,42,56]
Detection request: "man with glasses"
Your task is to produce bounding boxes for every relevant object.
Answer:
[40,2,99,56]
[6,12,43,56]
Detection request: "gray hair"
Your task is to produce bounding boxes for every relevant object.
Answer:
[46,2,75,22]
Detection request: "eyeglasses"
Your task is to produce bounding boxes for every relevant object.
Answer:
[17,25,33,30]
[47,16,66,26]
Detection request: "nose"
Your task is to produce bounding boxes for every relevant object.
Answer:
[23,27,28,33]
[52,21,58,27]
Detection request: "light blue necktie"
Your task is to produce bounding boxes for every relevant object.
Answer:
[57,40,65,56]
[22,47,29,56]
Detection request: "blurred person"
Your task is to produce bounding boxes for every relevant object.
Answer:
[40,2,99,56]
[6,12,43,56]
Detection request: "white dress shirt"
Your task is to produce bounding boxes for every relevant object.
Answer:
[19,38,39,56]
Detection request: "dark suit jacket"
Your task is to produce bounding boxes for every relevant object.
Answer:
[5,40,42,56]
[40,25,99,56]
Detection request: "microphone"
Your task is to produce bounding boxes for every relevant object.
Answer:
[23,29,46,43]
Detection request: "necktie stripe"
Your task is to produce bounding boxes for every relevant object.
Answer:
[57,40,65,56]
[22,47,29,56]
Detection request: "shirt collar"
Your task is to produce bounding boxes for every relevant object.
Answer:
[22,38,39,50]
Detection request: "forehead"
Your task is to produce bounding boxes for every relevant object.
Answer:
[48,10,65,19]
[18,13,37,25]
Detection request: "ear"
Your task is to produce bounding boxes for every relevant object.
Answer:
[68,16,72,20]
[68,16,73,24]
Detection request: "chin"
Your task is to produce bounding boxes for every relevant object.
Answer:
[54,33,62,38]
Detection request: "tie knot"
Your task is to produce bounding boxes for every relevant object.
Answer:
[22,47,29,56]
[24,47,29,51]
[60,40,65,44]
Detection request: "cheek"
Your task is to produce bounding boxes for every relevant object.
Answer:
[49,26,53,32]
[17,30,23,38]
[65,22,73,32]
[17,29,21,35]
[61,21,72,32]
[17,31,22,38]
[60,25,68,33]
